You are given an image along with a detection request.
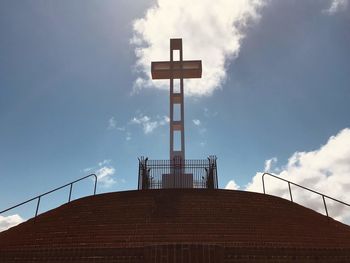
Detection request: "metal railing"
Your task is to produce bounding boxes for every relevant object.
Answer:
[138,156,218,190]
[262,172,350,217]
[0,174,97,218]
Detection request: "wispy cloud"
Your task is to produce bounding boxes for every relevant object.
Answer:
[96,166,116,188]
[84,160,116,188]
[193,118,207,135]
[107,116,127,132]
[203,108,218,118]
[126,132,132,141]
[109,114,169,138]
[106,116,131,141]
[98,159,110,166]
[226,128,350,224]
[107,116,117,130]
[131,0,265,96]
[192,118,207,145]
[324,0,348,14]
[0,214,24,232]
[131,114,169,134]
[264,157,278,172]
[131,115,157,134]
[192,119,201,126]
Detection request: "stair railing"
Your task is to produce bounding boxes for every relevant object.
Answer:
[0,174,97,218]
[262,172,350,217]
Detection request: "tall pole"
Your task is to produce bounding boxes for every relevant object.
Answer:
[169,39,185,161]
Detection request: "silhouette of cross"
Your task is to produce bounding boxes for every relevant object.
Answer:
[151,38,202,161]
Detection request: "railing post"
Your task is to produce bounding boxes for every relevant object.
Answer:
[93,174,97,195]
[322,195,329,217]
[288,182,293,202]
[137,158,141,190]
[35,196,41,217]
[262,173,266,194]
[68,183,73,203]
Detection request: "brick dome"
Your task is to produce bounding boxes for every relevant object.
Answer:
[1,189,350,262]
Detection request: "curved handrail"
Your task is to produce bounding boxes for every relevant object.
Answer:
[0,174,97,218]
[262,172,350,217]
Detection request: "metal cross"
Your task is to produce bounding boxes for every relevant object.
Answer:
[151,38,202,161]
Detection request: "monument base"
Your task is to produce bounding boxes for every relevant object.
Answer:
[162,173,193,188]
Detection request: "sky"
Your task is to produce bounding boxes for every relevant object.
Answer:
[0,0,350,230]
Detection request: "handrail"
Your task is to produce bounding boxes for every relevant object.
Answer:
[0,174,97,218]
[262,172,350,217]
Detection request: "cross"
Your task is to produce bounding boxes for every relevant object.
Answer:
[151,38,202,161]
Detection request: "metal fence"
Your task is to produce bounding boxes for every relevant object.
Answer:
[138,156,218,190]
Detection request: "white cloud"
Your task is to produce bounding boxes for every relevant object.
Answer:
[108,116,117,130]
[131,114,169,134]
[324,0,348,14]
[227,128,350,224]
[108,117,126,131]
[83,167,93,173]
[225,179,240,190]
[116,126,126,131]
[193,118,206,135]
[84,160,116,188]
[0,214,24,232]
[131,0,265,97]
[98,159,111,166]
[264,157,277,172]
[163,116,170,123]
[96,166,116,188]
[204,108,218,118]
[193,119,201,126]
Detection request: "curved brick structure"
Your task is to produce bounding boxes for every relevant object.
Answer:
[1,189,350,262]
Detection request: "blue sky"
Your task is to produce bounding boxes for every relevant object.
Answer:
[1,0,350,226]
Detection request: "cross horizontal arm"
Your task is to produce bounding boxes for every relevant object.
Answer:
[151,60,202,79]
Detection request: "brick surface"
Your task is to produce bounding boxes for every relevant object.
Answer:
[1,189,350,262]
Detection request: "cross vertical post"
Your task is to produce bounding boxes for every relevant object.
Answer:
[169,39,185,161]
